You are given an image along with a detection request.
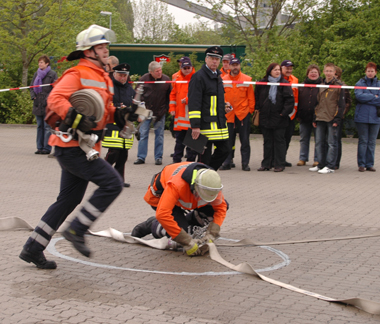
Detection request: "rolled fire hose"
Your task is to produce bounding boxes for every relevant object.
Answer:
[69,89,104,161]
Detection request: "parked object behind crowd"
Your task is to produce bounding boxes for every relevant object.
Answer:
[30,55,58,155]
[255,63,294,172]
[296,64,322,167]
[354,62,380,172]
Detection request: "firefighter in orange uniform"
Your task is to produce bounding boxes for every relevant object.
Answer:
[220,58,255,171]
[220,54,232,78]
[131,162,228,256]
[169,57,198,163]
[19,25,131,269]
[281,60,299,167]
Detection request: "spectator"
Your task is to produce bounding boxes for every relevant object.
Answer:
[102,63,136,187]
[296,64,322,167]
[255,63,294,172]
[188,46,230,171]
[220,57,255,171]
[106,55,119,77]
[169,57,197,163]
[134,61,171,165]
[309,63,345,174]
[354,62,380,172]
[334,66,352,169]
[280,60,299,167]
[220,54,232,78]
[30,55,58,155]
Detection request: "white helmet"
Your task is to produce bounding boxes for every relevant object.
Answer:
[194,169,223,202]
[67,25,116,61]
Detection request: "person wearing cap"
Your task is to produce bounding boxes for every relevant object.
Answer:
[280,60,299,167]
[131,162,228,256]
[134,61,171,166]
[172,57,184,81]
[188,46,230,171]
[169,57,198,163]
[102,63,137,188]
[19,25,131,269]
[220,57,255,171]
[220,54,232,78]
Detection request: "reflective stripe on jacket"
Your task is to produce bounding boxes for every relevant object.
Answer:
[102,123,133,149]
[169,68,195,131]
[222,71,255,123]
[143,162,228,238]
[47,59,115,151]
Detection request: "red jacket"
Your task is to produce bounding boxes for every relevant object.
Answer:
[222,71,255,123]
[143,162,227,239]
[169,68,195,131]
[47,59,115,151]
[283,74,299,120]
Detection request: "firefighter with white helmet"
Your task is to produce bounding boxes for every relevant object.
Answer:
[19,25,132,269]
[131,162,228,256]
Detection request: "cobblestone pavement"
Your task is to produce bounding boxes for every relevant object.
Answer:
[1,124,380,324]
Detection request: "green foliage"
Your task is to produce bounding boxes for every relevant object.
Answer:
[0,90,34,124]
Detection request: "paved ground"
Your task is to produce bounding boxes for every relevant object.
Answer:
[1,124,380,324]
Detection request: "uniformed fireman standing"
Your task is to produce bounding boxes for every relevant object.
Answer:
[188,46,230,171]
[102,63,136,188]
[131,162,228,256]
[19,25,131,269]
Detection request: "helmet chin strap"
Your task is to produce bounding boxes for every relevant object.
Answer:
[85,47,105,66]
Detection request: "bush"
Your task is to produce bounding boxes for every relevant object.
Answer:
[0,90,34,124]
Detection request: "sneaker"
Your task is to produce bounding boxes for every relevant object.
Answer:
[62,228,91,257]
[19,249,57,269]
[318,166,335,174]
[134,159,145,165]
[297,160,306,166]
[309,166,319,172]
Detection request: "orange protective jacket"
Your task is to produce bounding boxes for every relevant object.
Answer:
[47,59,115,152]
[172,70,180,81]
[220,68,229,78]
[284,74,299,120]
[143,162,228,239]
[223,71,255,123]
[169,68,195,131]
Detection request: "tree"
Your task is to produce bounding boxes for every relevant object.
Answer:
[115,0,134,37]
[132,0,176,43]
[0,0,132,86]
[194,0,320,51]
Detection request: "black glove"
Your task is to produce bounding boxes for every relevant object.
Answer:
[63,107,97,132]
[114,107,131,129]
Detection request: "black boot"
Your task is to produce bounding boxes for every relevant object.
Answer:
[19,249,57,269]
[62,228,91,257]
[131,216,155,238]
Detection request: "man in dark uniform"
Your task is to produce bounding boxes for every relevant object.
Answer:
[188,46,230,171]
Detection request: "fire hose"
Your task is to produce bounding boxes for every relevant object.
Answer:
[53,89,104,161]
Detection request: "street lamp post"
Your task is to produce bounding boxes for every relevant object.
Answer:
[100,11,112,30]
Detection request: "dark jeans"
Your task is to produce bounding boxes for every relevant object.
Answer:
[35,115,51,152]
[198,139,230,171]
[315,121,338,169]
[105,148,129,180]
[223,114,251,166]
[173,130,198,163]
[356,122,380,168]
[23,146,123,253]
[261,127,287,169]
[299,121,318,162]
[285,117,295,158]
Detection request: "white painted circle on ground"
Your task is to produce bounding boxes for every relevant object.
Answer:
[47,236,290,276]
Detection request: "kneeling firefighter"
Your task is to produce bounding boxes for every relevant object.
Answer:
[131,162,229,256]
[19,25,136,269]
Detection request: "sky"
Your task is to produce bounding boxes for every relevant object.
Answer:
[166,3,213,27]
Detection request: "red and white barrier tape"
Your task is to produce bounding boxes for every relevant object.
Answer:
[1,81,379,92]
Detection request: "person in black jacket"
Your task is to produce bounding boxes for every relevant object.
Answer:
[102,63,136,187]
[255,63,294,172]
[188,46,230,171]
[30,55,58,155]
[296,64,322,167]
